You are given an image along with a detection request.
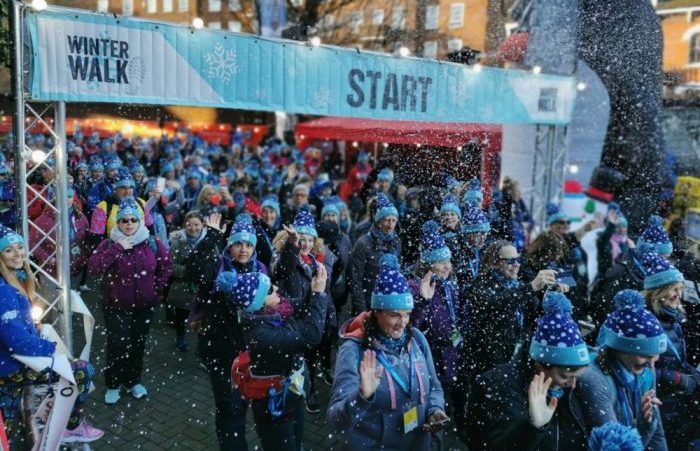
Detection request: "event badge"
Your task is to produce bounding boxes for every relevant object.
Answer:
[71,246,81,256]
[451,329,462,347]
[403,406,418,434]
[289,368,305,397]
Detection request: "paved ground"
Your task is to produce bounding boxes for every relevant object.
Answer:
[70,286,467,450]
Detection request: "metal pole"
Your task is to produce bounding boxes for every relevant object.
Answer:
[53,101,72,352]
[10,0,28,240]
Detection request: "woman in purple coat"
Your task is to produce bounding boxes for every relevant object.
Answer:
[407,220,467,442]
[88,197,172,405]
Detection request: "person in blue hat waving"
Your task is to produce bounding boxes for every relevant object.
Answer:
[328,254,448,450]
[469,292,591,450]
[577,289,669,450]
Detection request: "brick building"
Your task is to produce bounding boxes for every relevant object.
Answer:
[657,0,700,93]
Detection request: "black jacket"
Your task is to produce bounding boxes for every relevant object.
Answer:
[468,349,589,451]
[465,270,539,378]
[589,250,645,329]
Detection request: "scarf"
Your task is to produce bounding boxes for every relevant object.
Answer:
[15,269,27,282]
[377,330,408,351]
[611,360,644,427]
[185,227,206,248]
[109,223,150,249]
[371,227,398,244]
[492,270,520,290]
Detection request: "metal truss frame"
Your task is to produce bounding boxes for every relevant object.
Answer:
[529,124,568,229]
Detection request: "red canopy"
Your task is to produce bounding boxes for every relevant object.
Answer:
[295,116,501,152]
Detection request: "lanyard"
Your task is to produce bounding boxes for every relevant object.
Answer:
[374,347,413,396]
[467,248,479,278]
[443,282,456,323]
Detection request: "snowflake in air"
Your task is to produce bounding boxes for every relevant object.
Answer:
[204,43,240,83]
[314,88,331,109]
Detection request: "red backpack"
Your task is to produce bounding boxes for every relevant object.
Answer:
[231,350,285,400]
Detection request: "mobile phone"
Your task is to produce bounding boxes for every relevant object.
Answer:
[156,176,166,193]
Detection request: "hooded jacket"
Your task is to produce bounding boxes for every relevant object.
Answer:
[327,312,445,451]
[349,230,402,314]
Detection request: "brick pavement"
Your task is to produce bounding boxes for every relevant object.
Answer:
[75,288,467,450]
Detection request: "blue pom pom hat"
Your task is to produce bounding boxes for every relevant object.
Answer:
[116,197,142,222]
[599,289,667,356]
[371,254,413,311]
[420,220,452,264]
[0,224,24,253]
[462,177,483,207]
[227,214,257,248]
[641,251,684,291]
[462,204,490,234]
[215,268,271,313]
[637,215,672,256]
[440,193,462,219]
[293,207,317,238]
[113,167,135,189]
[546,202,568,226]
[374,193,399,223]
[529,292,590,366]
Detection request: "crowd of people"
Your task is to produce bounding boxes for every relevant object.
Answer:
[0,128,698,451]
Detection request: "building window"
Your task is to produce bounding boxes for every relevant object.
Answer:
[228,0,241,11]
[96,0,108,12]
[178,0,188,12]
[425,5,439,30]
[392,7,406,30]
[691,33,700,64]
[228,21,242,32]
[209,0,222,12]
[351,12,364,33]
[163,0,173,12]
[147,0,157,13]
[449,3,464,28]
[209,21,222,29]
[122,0,133,16]
[447,38,463,52]
[372,9,384,26]
[424,41,438,59]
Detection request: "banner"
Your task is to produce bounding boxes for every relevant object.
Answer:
[26,7,576,125]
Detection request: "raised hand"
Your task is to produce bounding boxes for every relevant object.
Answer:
[641,389,662,423]
[531,270,557,291]
[359,349,383,400]
[528,372,558,429]
[282,224,299,245]
[311,264,327,294]
[205,212,223,232]
[420,270,436,300]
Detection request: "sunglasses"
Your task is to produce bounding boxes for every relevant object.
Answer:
[499,256,522,265]
[554,220,571,226]
[118,218,139,224]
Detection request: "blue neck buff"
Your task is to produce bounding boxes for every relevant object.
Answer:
[378,330,408,351]
[660,305,680,320]
[372,227,397,243]
[548,386,565,400]
[15,269,27,282]
[492,270,520,289]
[186,231,202,247]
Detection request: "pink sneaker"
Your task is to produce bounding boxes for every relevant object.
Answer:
[61,420,104,443]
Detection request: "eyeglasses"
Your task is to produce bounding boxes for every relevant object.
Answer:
[118,218,139,224]
[499,256,522,265]
[554,220,571,226]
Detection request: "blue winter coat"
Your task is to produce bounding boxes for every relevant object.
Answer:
[576,361,668,451]
[0,278,56,377]
[327,313,445,450]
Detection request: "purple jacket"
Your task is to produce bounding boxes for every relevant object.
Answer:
[408,276,463,387]
[88,237,172,311]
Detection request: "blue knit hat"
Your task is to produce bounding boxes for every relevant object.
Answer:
[641,251,684,290]
[227,214,257,248]
[129,164,145,175]
[637,215,672,256]
[445,175,461,192]
[116,197,141,222]
[462,177,483,206]
[420,220,452,264]
[588,422,643,451]
[160,162,175,176]
[104,157,121,171]
[113,167,135,189]
[374,193,399,223]
[186,169,203,181]
[215,268,271,313]
[529,292,590,366]
[293,207,317,238]
[546,202,568,226]
[377,168,393,183]
[321,202,340,219]
[76,161,88,171]
[440,193,462,219]
[261,196,280,217]
[462,204,491,233]
[600,289,667,356]
[326,195,347,212]
[89,157,104,172]
[607,202,628,228]
[371,254,413,311]
[0,224,24,253]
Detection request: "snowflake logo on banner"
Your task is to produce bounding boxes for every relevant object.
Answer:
[314,88,331,110]
[204,43,240,83]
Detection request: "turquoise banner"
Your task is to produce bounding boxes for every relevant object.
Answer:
[26,7,576,125]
